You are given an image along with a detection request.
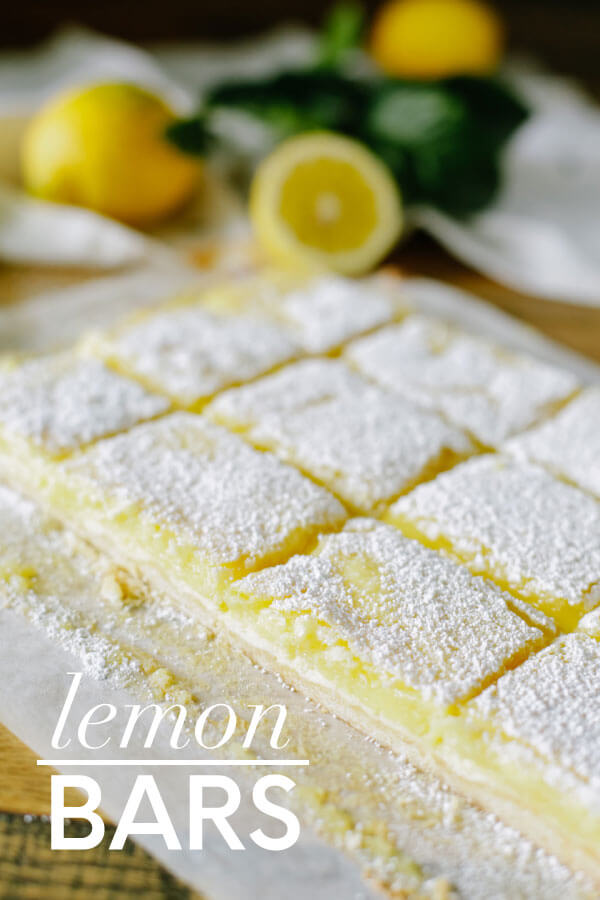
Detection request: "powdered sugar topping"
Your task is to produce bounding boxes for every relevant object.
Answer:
[472,633,600,792]
[99,305,299,405]
[63,413,346,568]
[390,456,600,610]
[234,519,549,704]
[0,354,169,455]
[279,275,401,353]
[506,388,600,500]
[345,316,578,448]
[209,358,472,512]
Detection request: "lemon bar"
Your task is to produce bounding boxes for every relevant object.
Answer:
[0,353,169,461]
[84,302,300,408]
[230,518,552,704]
[462,633,600,878]
[21,412,346,604]
[506,388,600,500]
[345,315,579,448]
[208,358,473,513]
[274,274,406,353]
[4,489,589,897]
[386,455,600,629]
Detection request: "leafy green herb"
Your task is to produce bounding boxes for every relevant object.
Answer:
[358,78,526,214]
[206,70,369,138]
[165,114,215,156]
[316,2,366,68]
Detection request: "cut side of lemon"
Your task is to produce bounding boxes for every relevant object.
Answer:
[249,132,403,275]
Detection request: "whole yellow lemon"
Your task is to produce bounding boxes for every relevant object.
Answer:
[370,0,503,79]
[21,82,200,226]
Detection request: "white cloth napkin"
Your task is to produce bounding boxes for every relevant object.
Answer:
[0,183,149,267]
[0,28,599,305]
[415,62,600,305]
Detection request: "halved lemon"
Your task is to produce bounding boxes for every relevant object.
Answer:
[249,132,403,275]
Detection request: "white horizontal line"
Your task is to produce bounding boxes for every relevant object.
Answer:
[37,759,309,767]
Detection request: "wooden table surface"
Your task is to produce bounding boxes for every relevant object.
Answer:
[0,232,599,896]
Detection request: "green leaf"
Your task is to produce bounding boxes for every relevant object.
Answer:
[165,115,215,156]
[206,70,370,138]
[360,77,527,215]
[442,76,529,147]
[167,57,528,217]
[364,81,468,146]
[317,2,366,68]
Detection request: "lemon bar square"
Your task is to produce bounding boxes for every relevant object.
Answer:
[0,353,169,461]
[230,518,552,708]
[42,413,346,605]
[85,302,300,408]
[274,274,406,353]
[345,315,579,448]
[208,358,473,513]
[386,455,600,629]
[463,633,600,879]
[506,388,600,500]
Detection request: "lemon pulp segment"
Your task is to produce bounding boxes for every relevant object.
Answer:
[279,156,379,253]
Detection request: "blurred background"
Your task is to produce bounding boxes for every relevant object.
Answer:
[2,0,599,87]
[1,0,599,358]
